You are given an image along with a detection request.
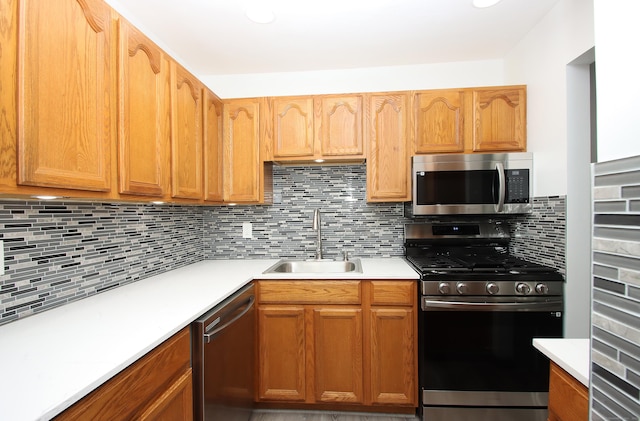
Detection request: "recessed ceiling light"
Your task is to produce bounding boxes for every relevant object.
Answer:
[472,0,502,8]
[245,6,276,24]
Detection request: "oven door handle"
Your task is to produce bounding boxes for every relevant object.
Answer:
[422,299,563,312]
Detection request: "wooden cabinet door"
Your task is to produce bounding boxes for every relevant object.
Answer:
[117,19,169,197]
[223,99,262,203]
[204,89,224,202]
[317,95,364,157]
[472,86,526,152]
[366,93,411,202]
[313,307,364,404]
[56,328,191,421]
[272,97,314,159]
[17,0,113,191]
[547,362,588,421]
[414,90,464,153]
[170,63,203,199]
[369,307,416,406]
[138,369,193,421]
[257,306,306,402]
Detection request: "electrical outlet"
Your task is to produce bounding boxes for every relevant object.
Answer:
[242,222,253,239]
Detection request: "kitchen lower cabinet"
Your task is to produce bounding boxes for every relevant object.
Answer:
[54,327,192,421]
[369,281,417,406]
[256,280,417,412]
[313,307,364,404]
[257,305,307,402]
[547,361,588,421]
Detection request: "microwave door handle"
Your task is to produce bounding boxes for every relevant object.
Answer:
[495,162,506,212]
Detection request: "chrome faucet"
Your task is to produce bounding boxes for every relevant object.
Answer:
[312,209,323,260]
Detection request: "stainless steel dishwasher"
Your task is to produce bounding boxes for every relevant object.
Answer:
[192,283,255,421]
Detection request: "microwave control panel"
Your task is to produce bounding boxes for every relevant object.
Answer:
[505,169,530,203]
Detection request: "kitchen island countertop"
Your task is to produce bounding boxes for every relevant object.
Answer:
[0,257,418,421]
[533,338,590,387]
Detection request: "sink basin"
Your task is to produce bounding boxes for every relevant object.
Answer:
[263,258,363,274]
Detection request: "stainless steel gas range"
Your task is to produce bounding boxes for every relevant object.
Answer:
[404,222,564,421]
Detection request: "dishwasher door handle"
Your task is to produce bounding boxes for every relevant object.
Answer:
[203,295,255,344]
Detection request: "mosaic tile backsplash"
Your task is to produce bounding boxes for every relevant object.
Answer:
[0,202,204,325]
[204,165,407,259]
[592,155,640,421]
[508,196,567,273]
[1,164,566,326]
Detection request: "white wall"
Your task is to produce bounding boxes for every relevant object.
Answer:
[594,0,640,161]
[199,60,505,98]
[503,0,595,338]
[504,0,594,197]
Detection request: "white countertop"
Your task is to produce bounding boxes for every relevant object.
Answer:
[533,338,590,387]
[0,257,418,421]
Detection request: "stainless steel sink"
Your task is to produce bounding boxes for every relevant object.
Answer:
[263,258,362,274]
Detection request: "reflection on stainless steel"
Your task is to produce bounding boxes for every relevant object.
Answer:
[193,283,255,421]
[412,152,533,216]
[404,221,564,421]
[262,258,362,274]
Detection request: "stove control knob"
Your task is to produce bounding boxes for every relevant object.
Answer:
[438,282,451,295]
[456,282,468,295]
[486,282,499,295]
[535,283,549,295]
[516,282,531,295]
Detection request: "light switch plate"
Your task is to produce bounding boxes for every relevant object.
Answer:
[242,222,253,239]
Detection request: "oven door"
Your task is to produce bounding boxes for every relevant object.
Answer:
[419,297,563,420]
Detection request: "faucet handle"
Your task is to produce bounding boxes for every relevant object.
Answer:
[342,250,349,261]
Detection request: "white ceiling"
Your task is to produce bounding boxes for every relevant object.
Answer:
[107,0,561,76]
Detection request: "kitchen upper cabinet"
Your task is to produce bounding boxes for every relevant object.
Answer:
[223,98,272,204]
[271,96,315,159]
[170,63,203,200]
[366,93,411,202]
[269,94,364,162]
[0,0,18,191]
[318,95,364,158]
[17,0,114,192]
[414,90,465,154]
[117,18,170,197]
[472,86,526,152]
[204,89,224,202]
[56,327,192,421]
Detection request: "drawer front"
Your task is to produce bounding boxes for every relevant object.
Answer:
[370,280,415,306]
[258,280,361,304]
[56,327,191,420]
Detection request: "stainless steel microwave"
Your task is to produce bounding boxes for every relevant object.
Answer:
[412,152,533,216]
